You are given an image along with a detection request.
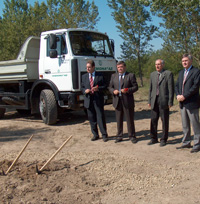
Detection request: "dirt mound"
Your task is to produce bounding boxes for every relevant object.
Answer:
[0,159,104,204]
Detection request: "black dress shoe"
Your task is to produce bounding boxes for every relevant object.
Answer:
[147,140,158,145]
[176,144,192,149]
[190,148,200,153]
[91,136,99,141]
[115,137,122,143]
[160,141,166,147]
[103,137,108,142]
[130,137,137,144]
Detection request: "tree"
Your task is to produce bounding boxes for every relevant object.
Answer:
[0,17,3,58]
[1,0,31,60]
[0,0,100,61]
[29,0,100,34]
[107,0,157,86]
[142,49,182,78]
[29,1,49,36]
[150,0,200,66]
[58,0,100,29]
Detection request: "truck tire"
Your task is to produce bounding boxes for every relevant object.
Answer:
[39,89,57,125]
[0,108,5,119]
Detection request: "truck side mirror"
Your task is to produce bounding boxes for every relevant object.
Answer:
[110,39,115,53]
[49,34,57,49]
[49,50,58,58]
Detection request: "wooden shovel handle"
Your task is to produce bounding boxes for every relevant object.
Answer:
[5,134,34,175]
[39,135,73,172]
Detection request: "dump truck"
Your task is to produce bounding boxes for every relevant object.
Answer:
[0,28,117,124]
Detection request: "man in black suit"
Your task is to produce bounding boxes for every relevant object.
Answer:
[148,59,174,147]
[109,61,138,143]
[175,54,200,153]
[81,59,108,142]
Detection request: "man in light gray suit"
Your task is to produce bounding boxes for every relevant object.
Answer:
[148,59,174,146]
[175,54,200,153]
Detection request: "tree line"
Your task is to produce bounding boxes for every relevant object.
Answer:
[0,0,199,86]
[0,0,99,60]
[108,0,200,86]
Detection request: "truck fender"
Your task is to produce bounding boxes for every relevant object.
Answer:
[30,79,59,114]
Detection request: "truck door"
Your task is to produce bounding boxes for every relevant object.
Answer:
[42,34,71,91]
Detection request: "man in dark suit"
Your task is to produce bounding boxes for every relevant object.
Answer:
[175,54,200,153]
[109,61,138,143]
[148,59,174,146]
[81,59,108,142]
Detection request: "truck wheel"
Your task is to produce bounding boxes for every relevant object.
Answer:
[39,89,57,125]
[0,108,5,119]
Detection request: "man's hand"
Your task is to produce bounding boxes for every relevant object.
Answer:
[85,89,91,94]
[113,90,119,95]
[177,95,185,102]
[121,88,128,93]
[92,85,99,92]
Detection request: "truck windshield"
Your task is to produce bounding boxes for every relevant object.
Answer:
[69,31,113,57]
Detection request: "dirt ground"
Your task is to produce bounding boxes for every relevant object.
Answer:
[1,92,200,204]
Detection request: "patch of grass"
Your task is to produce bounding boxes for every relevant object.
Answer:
[135,77,149,102]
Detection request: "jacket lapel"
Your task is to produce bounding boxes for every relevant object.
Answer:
[121,72,128,87]
[179,69,184,84]
[159,73,165,84]
[93,73,97,86]
[154,72,159,86]
[115,73,120,89]
[184,66,193,84]
[86,73,90,88]
[159,70,166,85]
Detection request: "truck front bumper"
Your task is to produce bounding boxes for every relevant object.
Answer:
[58,90,113,110]
[58,92,84,110]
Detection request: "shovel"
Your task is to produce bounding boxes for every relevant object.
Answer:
[4,134,34,175]
[36,135,73,174]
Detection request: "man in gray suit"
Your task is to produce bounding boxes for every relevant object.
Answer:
[148,59,174,146]
[175,54,200,153]
[109,61,138,143]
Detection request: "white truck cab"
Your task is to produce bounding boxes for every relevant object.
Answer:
[0,28,117,124]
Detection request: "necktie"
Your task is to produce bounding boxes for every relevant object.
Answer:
[182,70,188,94]
[119,74,123,96]
[90,74,94,93]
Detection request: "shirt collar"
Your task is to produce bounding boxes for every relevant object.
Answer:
[157,69,164,74]
[90,71,95,77]
[185,65,192,72]
[119,72,125,77]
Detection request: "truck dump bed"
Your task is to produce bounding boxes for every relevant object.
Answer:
[0,36,40,83]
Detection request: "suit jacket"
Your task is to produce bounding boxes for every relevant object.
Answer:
[175,66,200,110]
[81,72,106,109]
[149,69,174,109]
[108,72,138,109]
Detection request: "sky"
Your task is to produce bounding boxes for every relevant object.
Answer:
[0,0,164,59]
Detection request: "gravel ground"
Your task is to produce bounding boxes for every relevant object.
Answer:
[0,99,200,204]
